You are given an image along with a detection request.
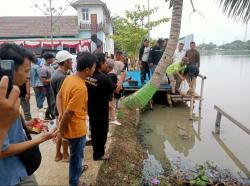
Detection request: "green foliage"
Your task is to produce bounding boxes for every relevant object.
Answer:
[219,40,250,50]
[112,5,169,59]
[198,42,217,50]
[218,0,250,23]
[190,165,209,186]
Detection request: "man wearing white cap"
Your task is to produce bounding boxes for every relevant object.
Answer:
[51,50,73,162]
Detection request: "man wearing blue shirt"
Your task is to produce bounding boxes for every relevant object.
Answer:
[0,44,57,186]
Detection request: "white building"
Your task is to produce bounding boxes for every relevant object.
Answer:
[72,0,114,54]
[0,0,114,55]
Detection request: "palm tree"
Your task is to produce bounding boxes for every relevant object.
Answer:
[219,0,250,23]
[122,0,183,108]
[122,0,250,109]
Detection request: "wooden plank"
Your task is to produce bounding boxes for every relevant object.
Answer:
[170,94,200,98]
[215,112,222,134]
[172,98,203,101]
[214,105,250,135]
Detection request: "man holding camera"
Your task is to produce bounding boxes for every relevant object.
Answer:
[0,44,57,186]
[0,76,20,149]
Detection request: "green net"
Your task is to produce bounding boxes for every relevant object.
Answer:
[116,111,124,119]
[121,83,158,109]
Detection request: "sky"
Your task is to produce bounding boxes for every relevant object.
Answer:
[0,0,249,45]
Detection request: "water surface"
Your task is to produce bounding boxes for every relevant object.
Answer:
[141,53,250,181]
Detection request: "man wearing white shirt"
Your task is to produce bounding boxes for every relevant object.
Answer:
[173,43,186,63]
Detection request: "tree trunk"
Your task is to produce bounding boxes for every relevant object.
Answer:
[150,0,183,87]
[122,0,184,109]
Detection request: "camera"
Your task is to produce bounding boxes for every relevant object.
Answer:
[0,60,14,97]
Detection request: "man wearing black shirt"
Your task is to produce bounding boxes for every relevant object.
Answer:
[85,53,122,160]
[148,38,165,75]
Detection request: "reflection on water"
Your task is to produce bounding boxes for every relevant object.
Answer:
[201,50,250,56]
[141,54,250,181]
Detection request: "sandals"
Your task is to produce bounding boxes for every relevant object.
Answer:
[95,154,110,161]
[80,165,89,175]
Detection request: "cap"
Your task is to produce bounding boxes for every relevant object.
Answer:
[106,59,115,68]
[56,50,73,63]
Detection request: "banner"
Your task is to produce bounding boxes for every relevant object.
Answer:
[24,41,41,49]
[178,34,194,50]
[42,41,61,48]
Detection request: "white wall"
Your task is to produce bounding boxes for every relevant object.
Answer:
[77,5,104,25]
[75,4,114,54]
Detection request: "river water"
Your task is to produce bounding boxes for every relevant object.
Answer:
[140,52,250,182]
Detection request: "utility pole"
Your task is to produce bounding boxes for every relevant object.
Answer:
[49,0,54,49]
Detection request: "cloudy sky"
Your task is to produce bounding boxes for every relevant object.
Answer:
[0,0,248,45]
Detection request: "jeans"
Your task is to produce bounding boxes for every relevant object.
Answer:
[68,136,86,186]
[150,65,157,76]
[17,175,38,186]
[33,87,45,109]
[20,97,32,121]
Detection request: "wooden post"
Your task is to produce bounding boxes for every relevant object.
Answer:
[215,111,222,134]
[214,105,250,135]
[199,78,205,110]
[167,93,172,107]
[189,96,194,120]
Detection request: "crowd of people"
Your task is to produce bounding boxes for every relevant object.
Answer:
[139,39,200,94]
[0,38,201,186]
[0,43,127,186]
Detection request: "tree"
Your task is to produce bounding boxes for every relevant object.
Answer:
[112,5,169,60]
[218,0,250,23]
[122,0,183,109]
[123,0,250,109]
[32,0,76,48]
[198,42,217,50]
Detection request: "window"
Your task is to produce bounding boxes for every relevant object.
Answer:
[81,8,89,21]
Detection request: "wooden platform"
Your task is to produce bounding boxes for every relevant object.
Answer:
[123,71,171,92]
[123,71,207,119]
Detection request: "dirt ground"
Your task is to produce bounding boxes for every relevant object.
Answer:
[28,91,116,185]
[96,109,145,186]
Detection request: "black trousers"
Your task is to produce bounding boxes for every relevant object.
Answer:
[45,87,55,119]
[89,117,109,160]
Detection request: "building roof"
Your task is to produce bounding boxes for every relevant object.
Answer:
[71,0,110,18]
[0,16,78,38]
[72,0,105,6]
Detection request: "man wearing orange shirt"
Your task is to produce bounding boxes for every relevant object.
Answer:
[56,52,96,186]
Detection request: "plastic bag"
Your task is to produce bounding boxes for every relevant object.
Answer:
[179,80,189,96]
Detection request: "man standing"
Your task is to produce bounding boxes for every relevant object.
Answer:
[0,43,57,186]
[85,53,123,161]
[185,41,200,68]
[30,58,45,110]
[139,39,150,84]
[114,51,125,77]
[41,53,55,120]
[173,43,186,63]
[51,50,73,162]
[57,52,96,186]
[148,38,165,75]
